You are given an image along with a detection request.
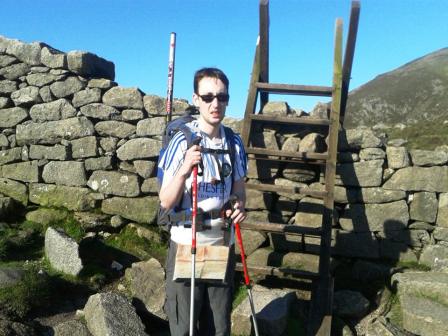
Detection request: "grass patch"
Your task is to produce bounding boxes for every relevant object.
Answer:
[0,225,44,261]
[384,117,448,150]
[105,225,168,263]
[387,292,404,328]
[45,214,85,242]
[232,284,248,310]
[0,263,53,318]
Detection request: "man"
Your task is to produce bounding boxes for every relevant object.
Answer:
[158,67,247,335]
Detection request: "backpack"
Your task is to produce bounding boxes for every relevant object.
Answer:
[156,109,237,230]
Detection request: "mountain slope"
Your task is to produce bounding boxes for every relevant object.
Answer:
[344,48,448,128]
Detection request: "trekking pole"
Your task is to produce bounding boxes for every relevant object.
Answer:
[166,32,176,123]
[233,211,260,336]
[189,136,201,336]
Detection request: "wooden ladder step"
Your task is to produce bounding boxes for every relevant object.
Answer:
[245,148,329,161]
[236,263,320,280]
[256,82,333,97]
[240,221,323,236]
[246,182,328,198]
[249,114,330,126]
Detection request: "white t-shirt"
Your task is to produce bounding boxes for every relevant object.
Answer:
[158,120,247,246]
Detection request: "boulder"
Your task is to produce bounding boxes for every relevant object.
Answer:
[125,258,167,320]
[52,319,92,336]
[391,272,448,336]
[231,285,296,336]
[83,292,147,336]
[45,227,83,276]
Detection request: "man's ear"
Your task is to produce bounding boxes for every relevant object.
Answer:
[192,93,200,106]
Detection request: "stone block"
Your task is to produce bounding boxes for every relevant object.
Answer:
[101,196,158,224]
[87,170,140,197]
[42,161,86,186]
[29,183,97,211]
[67,50,115,80]
[1,160,39,182]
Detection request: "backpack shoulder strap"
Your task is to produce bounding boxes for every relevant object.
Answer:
[223,126,237,194]
[223,126,236,164]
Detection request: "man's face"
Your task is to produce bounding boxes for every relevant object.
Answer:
[193,77,228,127]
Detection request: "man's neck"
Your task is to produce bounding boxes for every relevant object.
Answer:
[198,119,221,140]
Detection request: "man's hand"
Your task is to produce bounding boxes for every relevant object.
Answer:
[179,144,201,177]
[225,196,246,224]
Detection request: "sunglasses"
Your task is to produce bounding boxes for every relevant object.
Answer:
[198,93,230,103]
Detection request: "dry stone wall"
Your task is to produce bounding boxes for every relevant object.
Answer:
[0,35,189,225]
[246,117,448,266]
[1,35,448,268]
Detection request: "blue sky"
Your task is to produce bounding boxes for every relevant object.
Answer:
[2,0,447,118]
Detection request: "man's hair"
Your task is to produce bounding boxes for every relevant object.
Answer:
[193,67,229,94]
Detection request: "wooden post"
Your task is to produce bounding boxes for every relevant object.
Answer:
[259,0,269,110]
[340,1,360,125]
[307,18,343,336]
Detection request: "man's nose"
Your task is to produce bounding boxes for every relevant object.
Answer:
[211,96,219,106]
